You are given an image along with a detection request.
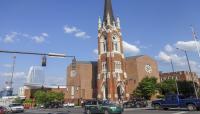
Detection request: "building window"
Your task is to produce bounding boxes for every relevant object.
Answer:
[100,37,107,54]
[114,41,118,51]
[112,36,120,52]
[102,62,107,72]
[103,42,107,52]
[71,86,75,96]
[115,61,121,72]
[70,70,77,77]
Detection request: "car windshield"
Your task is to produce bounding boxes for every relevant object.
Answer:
[103,100,115,105]
[10,104,22,107]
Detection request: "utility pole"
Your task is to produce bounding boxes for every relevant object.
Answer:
[170,59,179,95]
[176,48,198,99]
[10,56,16,89]
[191,26,200,58]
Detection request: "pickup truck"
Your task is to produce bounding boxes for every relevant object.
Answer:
[152,94,200,111]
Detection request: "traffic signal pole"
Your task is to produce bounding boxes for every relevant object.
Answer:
[0,50,76,67]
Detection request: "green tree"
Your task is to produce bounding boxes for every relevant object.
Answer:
[34,90,65,105]
[177,80,198,97]
[23,99,33,104]
[158,79,177,95]
[34,90,47,105]
[13,97,23,104]
[133,77,158,100]
[55,92,64,102]
[46,91,57,103]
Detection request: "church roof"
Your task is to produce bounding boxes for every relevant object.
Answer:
[103,0,115,24]
[126,55,145,59]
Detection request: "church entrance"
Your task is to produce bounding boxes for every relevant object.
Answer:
[117,83,125,101]
[101,84,107,100]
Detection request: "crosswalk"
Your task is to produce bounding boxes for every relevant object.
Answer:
[172,111,188,114]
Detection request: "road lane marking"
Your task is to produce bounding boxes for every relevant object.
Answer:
[172,111,188,114]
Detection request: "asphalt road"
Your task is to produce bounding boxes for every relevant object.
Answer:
[12,108,200,114]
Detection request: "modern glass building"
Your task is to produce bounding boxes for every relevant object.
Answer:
[26,66,45,85]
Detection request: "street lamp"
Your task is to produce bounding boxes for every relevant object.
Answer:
[176,48,198,99]
[170,59,179,95]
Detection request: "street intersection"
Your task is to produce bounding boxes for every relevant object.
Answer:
[14,108,199,114]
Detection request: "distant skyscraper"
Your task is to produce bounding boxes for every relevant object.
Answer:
[27,66,45,85]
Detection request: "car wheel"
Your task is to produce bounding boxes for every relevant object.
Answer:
[104,110,109,114]
[123,104,127,108]
[153,104,161,110]
[86,110,92,114]
[163,108,169,110]
[187,104,196,111]
[135,104,140,108]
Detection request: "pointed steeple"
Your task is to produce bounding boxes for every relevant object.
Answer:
[103,0,115,25]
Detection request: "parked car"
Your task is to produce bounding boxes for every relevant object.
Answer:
[8,103,24,113]
[63,103,75,107]
[123,98,148,108]
[43,102,63,109]
[84,100,123,114]
[152,94,200,111]
[0,106,7,114]
[82,99,96,108]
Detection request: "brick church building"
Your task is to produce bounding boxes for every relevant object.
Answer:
[65,0,159,102]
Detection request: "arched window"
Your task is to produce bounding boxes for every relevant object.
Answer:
[112,36,120,52]
[103,39,107,52]
[114,41,118,51]
[100,36,107,54]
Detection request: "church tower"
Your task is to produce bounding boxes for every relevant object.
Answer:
[97,0,128,101]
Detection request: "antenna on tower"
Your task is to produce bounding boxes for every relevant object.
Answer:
[190,25,200,57]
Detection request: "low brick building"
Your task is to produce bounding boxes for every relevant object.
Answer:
[125,55,159,96]
[22,85,66,99]
[160,71,199,85]
[65,61,97,102]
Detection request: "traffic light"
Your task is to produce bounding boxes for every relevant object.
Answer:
[71,57,76,70]
[42,56,47,67]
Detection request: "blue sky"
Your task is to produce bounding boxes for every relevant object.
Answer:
[0,0,200,93]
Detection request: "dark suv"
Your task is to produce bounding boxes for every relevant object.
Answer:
[123,98,148,108]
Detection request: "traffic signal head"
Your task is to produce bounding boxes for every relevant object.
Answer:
[42,56,47,67]
[71,57,76,70]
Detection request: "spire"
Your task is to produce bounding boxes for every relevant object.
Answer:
[103,0,115,25]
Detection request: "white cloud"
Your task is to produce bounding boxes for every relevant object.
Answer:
[64,26,78,33]
[165,44,174,52]
[123,41,140,55]
[93,49,98,55]
[175,41,200,51]
[32,36,45,43]
[32,33,48,43]
[75,32,90,39]
[157,43,200,74]
[2,32,48,44]
[0,72,26,79]
[157,51,171,63]
[2,64,13,68]
[42,33,48,37]
[64,25,91,39]
[3,32,19,43]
